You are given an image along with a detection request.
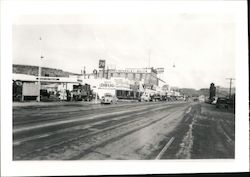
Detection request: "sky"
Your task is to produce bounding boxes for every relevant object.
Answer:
[13,14,235,90]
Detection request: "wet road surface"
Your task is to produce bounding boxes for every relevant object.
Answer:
[13,101,235,160]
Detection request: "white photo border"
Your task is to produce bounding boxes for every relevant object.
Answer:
[1,0,249,176]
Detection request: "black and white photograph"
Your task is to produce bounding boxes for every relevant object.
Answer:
[1,0,249,176]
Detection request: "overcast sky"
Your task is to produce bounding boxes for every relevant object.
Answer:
[13,14,235,90]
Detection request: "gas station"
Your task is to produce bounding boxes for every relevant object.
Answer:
[13,73,82,101]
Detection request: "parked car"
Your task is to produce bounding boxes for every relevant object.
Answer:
[40,89,50,98]
[211,97,218,105]
[140,92,152,102]
[216,97,229,109]
[101,93,118,104]
[153,94,161,101]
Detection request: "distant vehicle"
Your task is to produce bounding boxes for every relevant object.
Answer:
[140,92,152,102]
[101,93,118,104]
[216,97,229,109]
[72,84,93,101]
[40,89,50,98]
[152,94,161,101]
[211,97,218,105]
[161,95,168,101]
[193,97,199,102]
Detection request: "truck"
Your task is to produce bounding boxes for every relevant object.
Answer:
[71,84,93,101]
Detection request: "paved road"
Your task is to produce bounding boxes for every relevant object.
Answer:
[13,101,235,160]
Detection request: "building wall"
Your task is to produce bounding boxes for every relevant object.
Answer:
[13,64,80,77]
[98,69,159,87]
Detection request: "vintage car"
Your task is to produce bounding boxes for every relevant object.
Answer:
[211,97,218,105]
[140,92,152,102]
[101,93,118,104]
[216,97,229,109]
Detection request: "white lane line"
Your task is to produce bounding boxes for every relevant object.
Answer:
[223,131,233,143]
[155,137,175,160]
[13,105,175,145]
[186,107,192,114]
[13,106,150,133]
[13,133,51,146]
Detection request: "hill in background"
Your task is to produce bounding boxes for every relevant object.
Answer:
[13,64,80,77]
[13,64,235,97]
[180,87,235,97]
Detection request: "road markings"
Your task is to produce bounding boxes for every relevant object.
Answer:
[13,105,175,146]
[155,137,175,160]
[186,107,192,114]
[13,104,174,134]
[13,133,51,146]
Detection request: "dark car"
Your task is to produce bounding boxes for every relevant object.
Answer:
[40,89,50,98]
[216,97,228,109]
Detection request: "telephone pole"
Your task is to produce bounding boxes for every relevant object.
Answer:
[37,37,44,102]
[226,78,235,98]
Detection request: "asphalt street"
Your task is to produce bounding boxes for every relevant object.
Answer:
[13,101,235,160]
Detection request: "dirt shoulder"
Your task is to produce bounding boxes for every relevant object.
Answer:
[162,102,235,159]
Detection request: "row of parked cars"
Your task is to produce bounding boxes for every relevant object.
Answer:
[210,97,235,109]
[100,92,182,104]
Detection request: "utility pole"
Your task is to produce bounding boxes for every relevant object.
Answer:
[102,68,104,78]
[83,66,86,79]
[226,78,235,98]
[106,66,109,79]
[37,37,44,102]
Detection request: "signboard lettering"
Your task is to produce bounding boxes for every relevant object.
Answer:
[156,68,164,74]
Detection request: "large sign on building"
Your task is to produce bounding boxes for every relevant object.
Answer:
[156,68,164,74]
[98,80,115,90]
[113,78,131,90]
[99,60,106,69]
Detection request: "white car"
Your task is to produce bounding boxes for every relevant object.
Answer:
[140,93,152,102]
[101,93,118,104]
[211,97,218,105]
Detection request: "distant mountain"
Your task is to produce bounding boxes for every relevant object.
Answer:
[179,88,199,97]
[216,86,235,97]
[179,87,235,97]
[198,88,210,97]
[13,64,80,77]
